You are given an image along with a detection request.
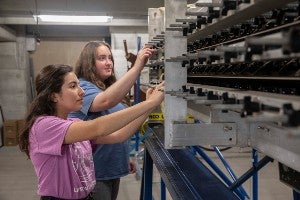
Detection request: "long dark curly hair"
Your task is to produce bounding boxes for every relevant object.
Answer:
[19,64,73,158]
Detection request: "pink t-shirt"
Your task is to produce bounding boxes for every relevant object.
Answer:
[29,116,96,199]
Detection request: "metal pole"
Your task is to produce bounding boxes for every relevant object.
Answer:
[252,149,258,200]
[140,148,153,200]
[293,190,300,200]
[192,146,245,199]
[229,156,273,191]
[134,36,142,152]
[160,178,166,200]
[214,146,250,199]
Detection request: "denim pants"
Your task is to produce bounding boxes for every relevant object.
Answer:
[93,178,120,200]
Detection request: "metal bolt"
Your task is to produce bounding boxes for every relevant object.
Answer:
[223,126,232,132]
[257,126,270,133]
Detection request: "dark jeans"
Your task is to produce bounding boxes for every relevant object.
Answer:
[40,192,94,200]
[93,178,120,200]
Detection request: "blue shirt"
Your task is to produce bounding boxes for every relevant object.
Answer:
[69,79,130,180]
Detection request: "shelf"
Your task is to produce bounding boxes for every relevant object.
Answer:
[187,0,295,43]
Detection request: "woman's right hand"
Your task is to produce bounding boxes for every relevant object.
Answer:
[146,81,165,106]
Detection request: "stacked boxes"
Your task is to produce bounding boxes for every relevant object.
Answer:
[3,120,25,146]
[3,120,18,146]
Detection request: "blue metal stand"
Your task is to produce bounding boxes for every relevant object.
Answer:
[140,148,153,200]
[140,125,240,200]
[294,190,300,200]
[229,156,274,191]
[252,149,258,200]
[133,36,142,152]
[130,128,152,153]
[191,146,247,200]
[139,124,289,200]
[160,178,166,200]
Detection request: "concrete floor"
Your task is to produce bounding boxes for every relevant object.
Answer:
[0,146,294,200]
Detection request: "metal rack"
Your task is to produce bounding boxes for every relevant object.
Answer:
[141,0,300,199]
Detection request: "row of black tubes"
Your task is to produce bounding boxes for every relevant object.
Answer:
[187,58,300,77]
[186,1,300,51]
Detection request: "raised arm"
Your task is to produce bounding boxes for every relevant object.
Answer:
[64,82,164,144]
[93,110,151,144]
[93,85,158,144]
[90,46,156,112]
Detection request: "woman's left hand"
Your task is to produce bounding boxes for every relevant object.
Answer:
[129,159,137,174]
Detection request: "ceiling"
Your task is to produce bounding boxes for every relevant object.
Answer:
[0,0,164,38]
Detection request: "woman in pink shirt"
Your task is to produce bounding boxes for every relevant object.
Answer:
[19,64,164,200]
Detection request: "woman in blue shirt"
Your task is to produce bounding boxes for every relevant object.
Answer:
[69,41,155,200]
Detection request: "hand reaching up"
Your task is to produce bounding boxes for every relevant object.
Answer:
[134,45,156,70]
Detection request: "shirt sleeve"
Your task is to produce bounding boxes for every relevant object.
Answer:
[80,80,103,115]
[32,116,75,156]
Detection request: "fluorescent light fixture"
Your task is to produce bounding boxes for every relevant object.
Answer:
[34,15,113,23]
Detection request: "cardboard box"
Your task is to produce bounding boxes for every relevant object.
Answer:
[3,120,19,146]
[3,120,18,139]
[3,120,25,146]
[4,137,18,146]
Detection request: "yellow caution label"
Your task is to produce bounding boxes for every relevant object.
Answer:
[186,113,195,124]
[148,112,164,121]
[148,112,195,123]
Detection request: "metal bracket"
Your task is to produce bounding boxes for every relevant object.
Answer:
[168,122,237,147]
